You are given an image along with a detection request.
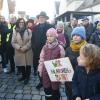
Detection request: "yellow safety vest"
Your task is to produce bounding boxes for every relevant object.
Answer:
[6,24,16,42]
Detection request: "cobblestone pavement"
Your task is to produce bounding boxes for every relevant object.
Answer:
[0,67,67,100]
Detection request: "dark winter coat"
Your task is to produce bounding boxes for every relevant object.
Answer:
[72,66,100,100]
[6,24,15,55]
[84,23,94,42]
[89,32,100,47]
[0,22,12,52]
[64,32,70,48]
[64,24,73,40]
[65,47,79,70]
[31,22,53,56]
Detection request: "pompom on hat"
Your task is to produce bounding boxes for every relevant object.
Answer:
[46,28,58,38]
[71,26,86,39]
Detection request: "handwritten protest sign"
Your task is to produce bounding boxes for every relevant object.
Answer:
[44,57,74,82]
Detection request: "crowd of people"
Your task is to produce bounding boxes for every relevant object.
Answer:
[0,11,100,100]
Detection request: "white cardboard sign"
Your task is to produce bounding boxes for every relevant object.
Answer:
[44,57,74,82]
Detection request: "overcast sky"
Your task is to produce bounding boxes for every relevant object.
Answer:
[15,0,57,20]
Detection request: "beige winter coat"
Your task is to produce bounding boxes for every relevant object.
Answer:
[12,29,33,66]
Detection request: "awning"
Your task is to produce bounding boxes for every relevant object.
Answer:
[55,11,100,21]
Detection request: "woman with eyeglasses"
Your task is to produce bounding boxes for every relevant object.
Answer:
[12,18,33,85]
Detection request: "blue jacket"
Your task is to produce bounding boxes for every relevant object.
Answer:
[72,66,100,100]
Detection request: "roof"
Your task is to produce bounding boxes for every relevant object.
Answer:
[76,0,100,11]
[55,11,100,21]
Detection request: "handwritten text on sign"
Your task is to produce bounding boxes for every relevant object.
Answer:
[44,57,74,82]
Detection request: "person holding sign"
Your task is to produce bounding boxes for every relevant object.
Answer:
[38,28,65,100]
[72,44,100,100]
[65,26,87,100]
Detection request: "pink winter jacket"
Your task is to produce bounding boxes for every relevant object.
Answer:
[38,43,65,76]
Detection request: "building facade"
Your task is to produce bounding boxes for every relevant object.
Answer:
[55,0,100,22]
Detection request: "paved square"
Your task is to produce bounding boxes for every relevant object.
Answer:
[0,67,67,100]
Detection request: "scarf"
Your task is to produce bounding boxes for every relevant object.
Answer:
[70,40,87,52]
[16,27,26,38]
[19,27,26,38]
[45,39,59,49]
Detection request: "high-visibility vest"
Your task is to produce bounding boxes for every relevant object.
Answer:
[6,24,16,42]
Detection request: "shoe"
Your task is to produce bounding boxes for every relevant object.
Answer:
[36,82,43,90]
[3,68,8,73]
[18,77,25,81]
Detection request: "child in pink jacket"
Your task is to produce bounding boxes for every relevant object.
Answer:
[38,28,65,100]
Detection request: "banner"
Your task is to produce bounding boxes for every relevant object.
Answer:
[44,57,74,82]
